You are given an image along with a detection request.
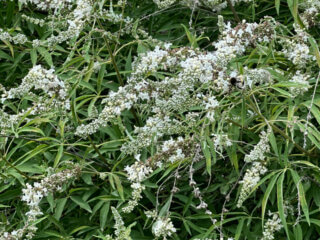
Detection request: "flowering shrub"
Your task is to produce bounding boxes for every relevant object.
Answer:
[0,0,320,239]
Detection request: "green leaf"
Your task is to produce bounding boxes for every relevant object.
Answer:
[97,63,106,92]
[15,144,49,166]
[6,0,15,25]
[201,140,211,175]
[268,129,279,159]
[54,145,64,168]
[17,126,45,136]
[54,198,68,221]
[113,174,124,201]
[235,218,244,240]
[292,160,320,172]
[70,196,92,213]
[309,37,320,67]
[181,24,198,48]
[293,224,303,240]
[30,49,37,65]
[69,225,91,235]
[277,170,290,239]
[275,0,280,15]
[262,172,280,227]
[47,192,54,212]
[100,202,110,230]
[159,194,172,217]
[83,60,94,82]
[37,47,53,66]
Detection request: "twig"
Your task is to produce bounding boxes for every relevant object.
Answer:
[226,0,241,23]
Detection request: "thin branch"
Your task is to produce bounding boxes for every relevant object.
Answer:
[226,0,241,23]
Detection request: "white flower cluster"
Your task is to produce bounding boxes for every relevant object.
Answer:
[261,212,282,240]
[153,0,253,12]
[73,21,282,224]
[145,137,193,169]
[122,137,193,213]
[153,0,176,9]
[121,116,190,155]
[243,68,272,89]
[21,14,45,27]
[18,0,74,11]
[104,7,133,26]
[237,130,270,207]
[300,0,320,27]
[46,0,92,46]
[152,217,176,239]
[214,18,275,69]
[145,209,158,219]
[237,161,267,208]
[289,71,311,96]
[280,25,314,69]
[0,28,28,44]
[282,40,313,68]
[105,207,133,240]
[123,157,153,213]
[76,19,276,138]
[204,96,219,122]
[244,130,270,163]
[1,166,81,240]
[0,65,70,133]
[12,0,135,51]
[122,182,146,213]
[0,111,24,134]
[212,133,232,154]
[160,137,186,164]
[125,159,153,182]
[2,65,68,101]
[145,210,177,239]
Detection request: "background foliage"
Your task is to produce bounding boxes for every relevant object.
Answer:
[0,0,320,239]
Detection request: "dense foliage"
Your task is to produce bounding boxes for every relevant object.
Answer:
[0,0,320,239]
